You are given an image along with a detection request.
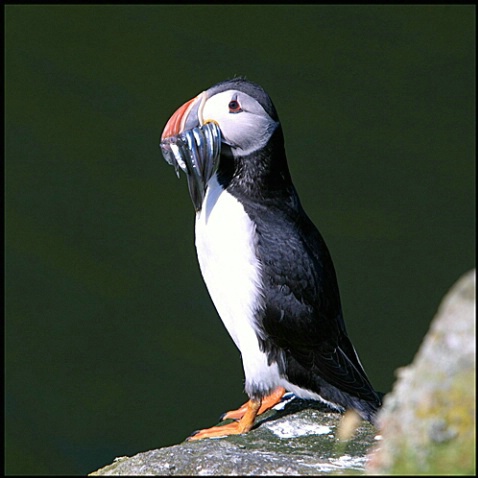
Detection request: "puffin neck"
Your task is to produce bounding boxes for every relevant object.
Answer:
[216,127,293,200]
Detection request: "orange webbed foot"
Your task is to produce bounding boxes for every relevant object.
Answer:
[220,386,286,421]
[187,398,261,441]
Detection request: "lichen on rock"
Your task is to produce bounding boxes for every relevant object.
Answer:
[367,269,476,475]
[90,399,379,475]
[89,270,476,476]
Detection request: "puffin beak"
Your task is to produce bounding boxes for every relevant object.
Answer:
[161,93,205,140]
[160,92,221,212]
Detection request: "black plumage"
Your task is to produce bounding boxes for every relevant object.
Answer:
[162,78,382,439]
[214,81,381,422]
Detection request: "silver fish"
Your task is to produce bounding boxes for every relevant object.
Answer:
[160,122,221,211]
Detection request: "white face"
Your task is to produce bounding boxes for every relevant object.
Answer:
[200,90,279,157]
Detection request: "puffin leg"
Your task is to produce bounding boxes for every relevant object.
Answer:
[221,386,286,421]
[187,398,261,441]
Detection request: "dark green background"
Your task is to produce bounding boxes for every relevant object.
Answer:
[5,5,475,475]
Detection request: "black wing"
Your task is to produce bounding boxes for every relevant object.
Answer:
[249,194,380,405]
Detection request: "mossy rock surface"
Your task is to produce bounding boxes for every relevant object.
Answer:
[90,399,379,475]
[90,270,475,476]
[367,269,476,475]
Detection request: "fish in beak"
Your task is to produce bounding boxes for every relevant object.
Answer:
[160,92,221,212]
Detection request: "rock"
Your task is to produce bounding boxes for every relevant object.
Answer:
[90,398,380,475]
[367,269,476,475]
[90,269,475,476]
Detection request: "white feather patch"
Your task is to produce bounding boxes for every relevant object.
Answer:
[195,175,281,395]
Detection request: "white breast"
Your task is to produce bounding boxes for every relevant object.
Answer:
[195,175,281,396]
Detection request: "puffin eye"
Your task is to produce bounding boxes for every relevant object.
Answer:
[228,100,242,113]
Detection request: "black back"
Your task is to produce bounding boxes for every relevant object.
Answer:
[213,78,382,421]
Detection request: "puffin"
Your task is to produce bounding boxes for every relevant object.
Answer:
[160,78,382,440]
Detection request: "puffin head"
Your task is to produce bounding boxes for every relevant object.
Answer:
[161,78,290,210]
[162,78,280,158]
